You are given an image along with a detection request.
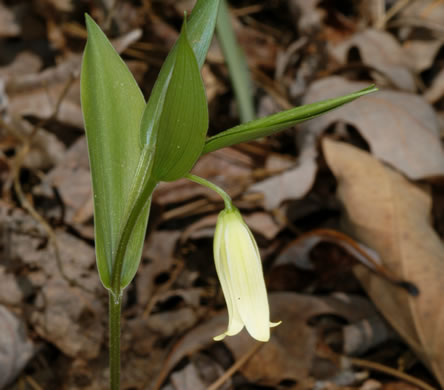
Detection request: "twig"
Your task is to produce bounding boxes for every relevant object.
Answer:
[207,342,263,390]
[347,356,437,390]
[376,0,413,29]
[25,375,45,390]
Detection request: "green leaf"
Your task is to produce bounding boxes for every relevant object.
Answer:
[148,20,209,182]
[202,85,378,155]
[81,15,150,288]
[139,0,219,146]
[216,0,255,123]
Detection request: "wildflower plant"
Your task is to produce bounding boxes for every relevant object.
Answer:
[80,0,377,388]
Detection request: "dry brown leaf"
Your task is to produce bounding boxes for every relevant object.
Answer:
[400,0,444,27]
[301,77,444,180]
[322,138,444,386]
[288,0,325,34]
[248,158,317,210]
[157,293,375,387]
[329,29,415,91]
[45,136,92,225]
[0,3,21,37]
[402,40,444,73]
[0,306,34,388]
[424,67,444,104]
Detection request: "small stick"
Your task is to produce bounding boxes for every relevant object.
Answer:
[348,356,436,390]
[207,342,263,390]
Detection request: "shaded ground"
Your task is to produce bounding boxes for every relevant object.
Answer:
[1,0,444,389]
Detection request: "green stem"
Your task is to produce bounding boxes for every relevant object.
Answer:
[110,176,157,296]
[185,174,233,210]
[109,292,122,390]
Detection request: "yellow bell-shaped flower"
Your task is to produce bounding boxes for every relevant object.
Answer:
[213,207,280,342]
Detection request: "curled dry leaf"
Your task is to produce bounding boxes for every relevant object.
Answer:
[322,138,444,386]
[329,29,415,91]
[300,76,444,180]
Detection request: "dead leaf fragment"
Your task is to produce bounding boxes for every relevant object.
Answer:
[322,138,444,387]
[329,29,415,91]
[223,293,375,385]
[0,3,21,37]
[0,305,34,388]
[248,158,317,210]
[402,40,444,73]
[155,292,375,388]
[301,77,444,180]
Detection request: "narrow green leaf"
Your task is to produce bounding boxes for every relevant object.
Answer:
[202,85,378,155]
[149,20,209,182]
[139,0,219,146]
[81,15,150,288]
[216,0,255,123]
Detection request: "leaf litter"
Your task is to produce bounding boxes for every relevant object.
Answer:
[0,1,444,389]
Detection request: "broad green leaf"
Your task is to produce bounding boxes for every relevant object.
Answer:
[139,0,220,146]
[81,15,150,288]
[202,85,378,155]
[148,21,209,182]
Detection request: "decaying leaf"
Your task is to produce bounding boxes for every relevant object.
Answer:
[156,292,375,387]
[0,3,21,37]
[329,29,415,91]
[301,77,444,180]
[323,138,444,386]
[248,157,317,210]
[0,306,34,389]
[402,40,444,73]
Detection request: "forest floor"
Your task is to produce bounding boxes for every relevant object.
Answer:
[1,0,444,389]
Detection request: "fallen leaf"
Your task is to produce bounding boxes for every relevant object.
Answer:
[227,293,377,385]
[31,279,104,360]
[170,353,230,390]
[156,292,376,387]
[400,0,444,26]
[0,3,21,37]
[300,76,444,180]
[402,40,444,73]
[322,138,444,386]
[0,52,42,80]
[45,136,92,225]
[288,0,325,34]
[424,67,444,104]
[248,158,317,210]
[329,29,415,91]
[0,305,34,388]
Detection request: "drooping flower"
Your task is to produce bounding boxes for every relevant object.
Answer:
[213,206,280,342]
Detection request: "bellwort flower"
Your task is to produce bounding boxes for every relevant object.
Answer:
[213,206,280,342]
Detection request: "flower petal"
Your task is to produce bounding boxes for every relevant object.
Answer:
[224,215,271,341]
[213,210,244,340]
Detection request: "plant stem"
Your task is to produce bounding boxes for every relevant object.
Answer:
[185,174,233,210]
[111,175,157,295]
[109,292,122,390]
